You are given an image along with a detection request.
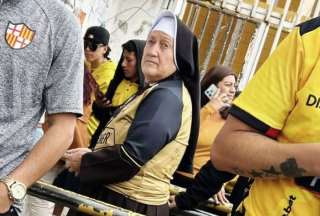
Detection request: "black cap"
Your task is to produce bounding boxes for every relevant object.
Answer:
[84,26,110,45]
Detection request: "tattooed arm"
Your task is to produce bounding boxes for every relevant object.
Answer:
[211,115,320,178]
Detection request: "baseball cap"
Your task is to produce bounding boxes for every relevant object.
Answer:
[84,26,110,45]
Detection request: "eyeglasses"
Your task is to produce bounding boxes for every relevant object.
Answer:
[84,40,105,52]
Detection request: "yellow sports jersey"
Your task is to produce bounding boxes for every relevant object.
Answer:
[91,60,116,94]
[87,60,116,136]
[230,18,320,215]
[111,79,138,107]
[88,79,139,137]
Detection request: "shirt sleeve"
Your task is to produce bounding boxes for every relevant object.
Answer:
[231,28,304,134]
[122,87,183,166]
[175,160,235,210]
[44,15,84,116]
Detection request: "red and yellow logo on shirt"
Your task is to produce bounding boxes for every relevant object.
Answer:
[5,22,35,49]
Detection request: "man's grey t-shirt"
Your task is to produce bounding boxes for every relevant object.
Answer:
[0,0,83,177]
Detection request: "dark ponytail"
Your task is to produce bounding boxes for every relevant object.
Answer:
[104,46,111,60]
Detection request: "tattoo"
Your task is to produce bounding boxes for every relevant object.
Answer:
[232,167,245,175]
[233,158,306,179]
[262,166,281,177]
[280,158,306,177]
[249,170,263,177]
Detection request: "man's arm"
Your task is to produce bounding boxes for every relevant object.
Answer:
[211,115,320,179]
[0,113,76,212]
[210,25,320,180]
[10,113,76,186]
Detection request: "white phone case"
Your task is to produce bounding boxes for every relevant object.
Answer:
[204,84,217,100]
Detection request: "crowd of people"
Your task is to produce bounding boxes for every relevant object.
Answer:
[1,0,320,216]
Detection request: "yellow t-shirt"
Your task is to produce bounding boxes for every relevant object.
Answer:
[111,79,138,107]
[91,60,116,94]
[88,78,139,137]
[87,60,116,136]
[231,23,320,215]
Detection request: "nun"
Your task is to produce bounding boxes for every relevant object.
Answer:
[65,10,200,216]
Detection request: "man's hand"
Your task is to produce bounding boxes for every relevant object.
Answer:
[64,148,92,174]
[212,186,230,205]
[0,183,11,213]
[168,195,177,208]
[209,89,231,111]
[95,90,111,109]
[95,97,111,110]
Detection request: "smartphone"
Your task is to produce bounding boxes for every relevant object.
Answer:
[204,84,218,100]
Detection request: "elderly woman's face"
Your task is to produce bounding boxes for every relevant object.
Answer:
[142,30,176,83]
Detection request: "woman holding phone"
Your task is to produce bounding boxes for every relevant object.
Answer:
[172,65,237,207]
[196,66,236,172]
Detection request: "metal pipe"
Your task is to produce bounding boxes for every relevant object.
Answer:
[265,0,274,20]
[251,0,260,17]
[170,209,218,216]
[186,3,195,27]
[238,0,275,90]
[191,3,201,32]
[28,181,144,216]
[238,23,264,90]
[221,0,231,9]
[198,9,211,46]
[312,0,320,18]
[213,0,223,8]
[170,208,220,216]
[217,16,235,64]
[249,0,275,72]
[269,0,291,54]
[223,18,245,67]
[236,0,243,13]
[202,13,224,72]
[294,0,305,25]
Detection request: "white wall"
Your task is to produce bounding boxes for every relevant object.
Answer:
[77,0,172,61]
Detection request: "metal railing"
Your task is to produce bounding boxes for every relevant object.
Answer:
[183,0,317,89]
[28,181,144,216]
[29,181,231,216]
